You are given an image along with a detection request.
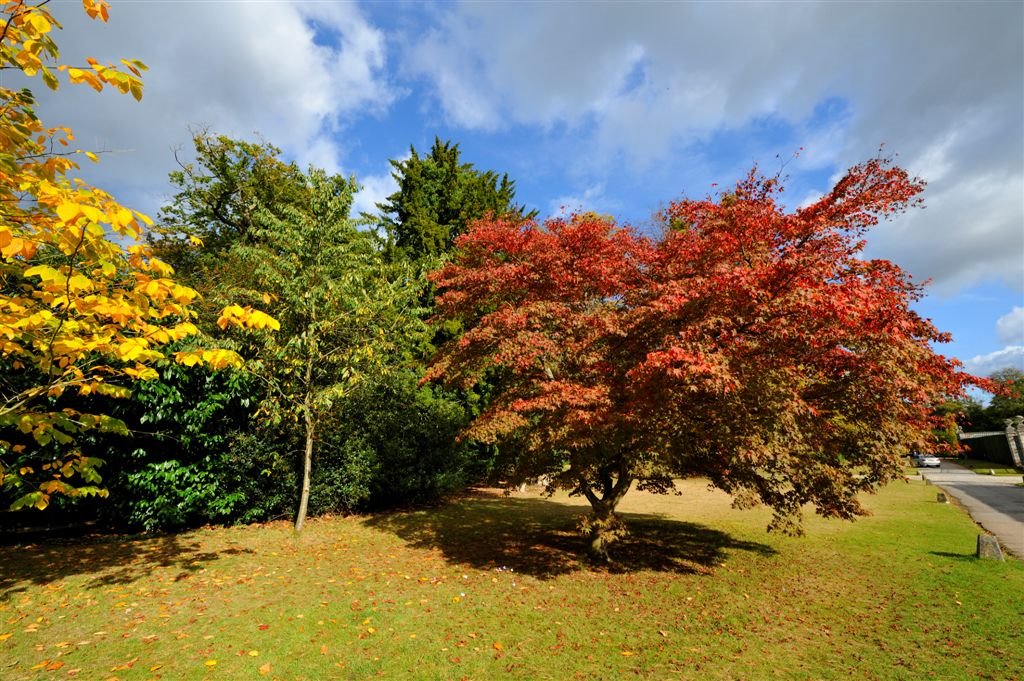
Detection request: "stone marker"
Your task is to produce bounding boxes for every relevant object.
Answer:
[977,535,1004,561]
[923,476,931,485]
[936,492,947,503]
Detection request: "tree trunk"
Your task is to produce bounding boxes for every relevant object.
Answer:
[579,466,632,562]
[295,328,317,533]
[294,411,314,532]
[586,500,619,562]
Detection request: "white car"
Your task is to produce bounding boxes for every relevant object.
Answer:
[911,453,942,468]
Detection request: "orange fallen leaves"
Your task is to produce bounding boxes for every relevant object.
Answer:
[110,657,138,672]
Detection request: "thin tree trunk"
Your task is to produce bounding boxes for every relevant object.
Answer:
[295,323,317,533]
[294,407,315,532]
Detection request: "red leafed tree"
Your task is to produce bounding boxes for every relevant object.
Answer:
[426,158,982,561]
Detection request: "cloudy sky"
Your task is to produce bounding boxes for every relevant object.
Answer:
[25,0,1024,381]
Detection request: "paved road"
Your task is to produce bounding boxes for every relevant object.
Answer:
[920,462,1024,559]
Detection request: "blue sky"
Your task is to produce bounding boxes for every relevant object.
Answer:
[31,0,1024,384]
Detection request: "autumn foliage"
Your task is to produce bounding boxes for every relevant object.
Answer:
[428,158,981,558]
[0,1,271,510]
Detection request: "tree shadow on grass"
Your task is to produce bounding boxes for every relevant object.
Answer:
[362,490,775,580]
[0,532,252,599]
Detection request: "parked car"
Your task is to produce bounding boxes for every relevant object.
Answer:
[911,452,942,468]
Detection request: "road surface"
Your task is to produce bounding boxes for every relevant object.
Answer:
[921,461,1024,559]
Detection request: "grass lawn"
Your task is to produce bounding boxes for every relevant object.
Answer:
[2,479,1022,680]
[955,458,1024,477]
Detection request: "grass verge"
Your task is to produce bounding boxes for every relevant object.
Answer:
[956,458,1024,476]
[2,480,1022,680]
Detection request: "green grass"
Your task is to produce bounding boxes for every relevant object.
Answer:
[2,480,1023,680]
[956,458,1024,476]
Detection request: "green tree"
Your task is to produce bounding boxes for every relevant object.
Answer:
[987,368,1024,423]
[216,168,421,531]
[153,134,479,526]
[376,138,534,262]
[152,133,310,331]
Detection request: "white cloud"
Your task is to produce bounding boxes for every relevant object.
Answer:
[997,307,1024,346]
[548,185,610,218]
[965,346,1024,376]
[406,1,1023,293]
[352,171,397,219]
[31,1,396,214]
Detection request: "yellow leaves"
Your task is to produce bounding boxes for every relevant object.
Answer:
[216,304,244,329]
[204,659,217,667]
[0,0,245,507]
[82,0,111,22]
[173,348,243,370]
[248,309,280,331]
[23,13,53,38]
[100,260,117,278]
[1,235,30,258]
[0,632,12,642]
[175,352,202,368]
[81,205,104,224]
[67,273,92,293]
[23,264,60,283]
[148,257,174,278]
[171,284,198,304]
[65,66,103,92]
[217,305,280,332]
[56,202,82,224]
[259,662,272,675]
[123,365,158,381]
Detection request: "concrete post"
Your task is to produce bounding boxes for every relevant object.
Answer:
[1005,418,1023,468]
[1012,416,1024,467]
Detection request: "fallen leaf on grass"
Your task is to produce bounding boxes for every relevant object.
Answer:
[248,650,259,657]
[259,662,271,675]
[258,624,269,630]
[0,633,12,642]
[492,642,503,651]
[621,651,635,657]
[110,657,138,672]
[204,659,217,667]
[45,661,64,671]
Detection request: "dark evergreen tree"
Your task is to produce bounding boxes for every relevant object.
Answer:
[376,138,534,261]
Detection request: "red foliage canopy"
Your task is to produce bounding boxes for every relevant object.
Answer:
[427,158,980,544]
